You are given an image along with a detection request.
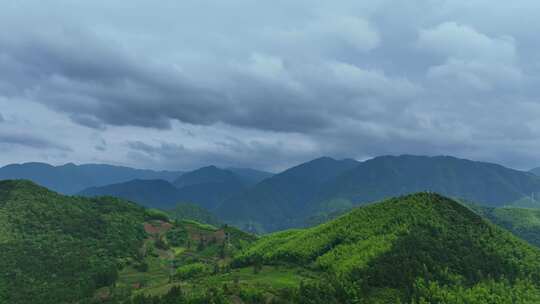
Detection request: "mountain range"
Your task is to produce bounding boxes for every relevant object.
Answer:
[4,155,540,234]
[78,166,272,210]
[4,180,540,303]
[217,155,540,232]
[0,162,183,194]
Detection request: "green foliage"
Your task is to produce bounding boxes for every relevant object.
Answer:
[145,208,171,222]
[7,179,540,304]
[413,278,540,304]
[176,263,211,280]
[168,202,221,226]
[235,193,540,302]
[0,180,147,304]
[466,202,540,247]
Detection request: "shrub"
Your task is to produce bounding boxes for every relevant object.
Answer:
[175,263,210,280]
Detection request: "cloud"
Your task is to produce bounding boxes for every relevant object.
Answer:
[0,133,72,151]
[418,22,522,90]
[417,22,516,63]
[1,1,540,171]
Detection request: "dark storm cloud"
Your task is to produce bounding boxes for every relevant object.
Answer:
[2,0,540,170]
[126,138,313,172]
[0,1,414,134]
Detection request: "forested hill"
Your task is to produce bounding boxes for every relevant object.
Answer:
[0,180,148,303]
[234,193,540,303]
[4,182,540,303]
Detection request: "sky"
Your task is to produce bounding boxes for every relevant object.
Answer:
[1,0,540,172]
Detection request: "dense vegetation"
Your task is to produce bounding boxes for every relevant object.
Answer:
[0,180,149,303]
[467,204,540,248]
[234,193,540,303]
[167,203,222,226]
[306,197,540,251]
[108,217,264,303]
[6,178,540,303]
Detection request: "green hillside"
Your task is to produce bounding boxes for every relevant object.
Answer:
[0,180,148,304]
[306,199,540,251]
[234,193,540,303]
[111,218,258,302]
[167,202,222,227]
[6,180,540,303]
[467,204,540,248]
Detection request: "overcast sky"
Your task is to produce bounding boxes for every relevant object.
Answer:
[1,0,540,172]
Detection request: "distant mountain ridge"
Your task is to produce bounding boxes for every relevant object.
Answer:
[217,155,540,233]
[0,162,183,194]
[317,155,540,207]
[530,167,540,176]
[79,166,272,210]
[78,179,182,209]
[215,157,360,232]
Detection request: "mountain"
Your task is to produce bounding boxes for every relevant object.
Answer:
[0,179,259,303]
[316,155,540,209]
[234,193,540,303]
[174,165,247,187]
[6,182,540,303]
[215,157,359,232]
[0,162,182,194]
[227,167,274,186]
[172,166,247,210]
[0,180,149,303]
[531,167,540,176]
[306,198,540,249]
[79,166,252,210]
[79,179,182,209]
[167,202,222,226]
